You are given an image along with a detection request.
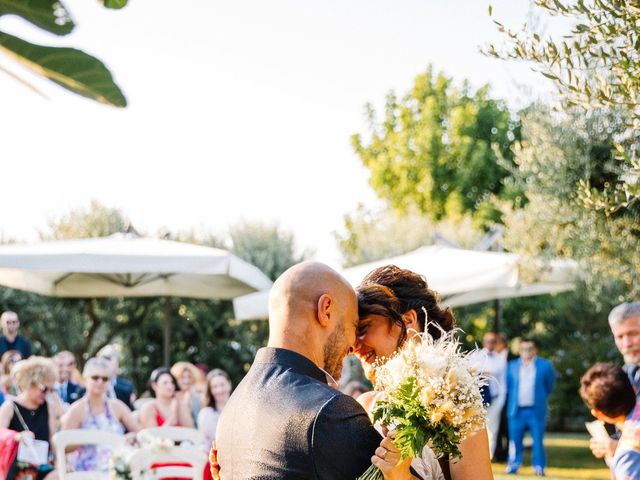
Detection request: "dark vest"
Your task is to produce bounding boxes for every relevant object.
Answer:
[216,347,381,479]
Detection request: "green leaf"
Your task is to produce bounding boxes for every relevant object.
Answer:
[488,4,492,16]
[0,31,126,107]
[0,0,74,35]
[102,0,128,9]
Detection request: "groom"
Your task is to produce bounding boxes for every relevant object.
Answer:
[215,262,412,479]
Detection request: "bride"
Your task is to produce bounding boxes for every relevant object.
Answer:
[353,265,494,480]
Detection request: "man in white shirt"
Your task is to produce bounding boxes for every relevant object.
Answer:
[475,332,507,459]
[493,334,515,462]
[505,338,556,476]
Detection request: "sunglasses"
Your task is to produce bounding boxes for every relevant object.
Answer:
[37,384,53,394]
[89,375,110,383]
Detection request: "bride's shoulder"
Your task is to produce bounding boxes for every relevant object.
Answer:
[355,390,379,412]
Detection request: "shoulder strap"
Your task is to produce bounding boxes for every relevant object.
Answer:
[12,402,30,432]
[437,455,452,480]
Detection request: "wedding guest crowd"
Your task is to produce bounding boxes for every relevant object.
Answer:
[7,293,640,480]
[0,310,233,480]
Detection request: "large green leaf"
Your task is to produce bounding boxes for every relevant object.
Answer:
[102,0,128,9]
[0,0,74,36]
[0,31,126,107]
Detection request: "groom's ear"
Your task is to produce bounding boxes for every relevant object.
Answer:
[317,294,332,327]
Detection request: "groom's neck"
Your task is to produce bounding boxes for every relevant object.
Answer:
[268,333,324,371]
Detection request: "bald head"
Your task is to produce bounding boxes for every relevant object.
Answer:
[269,262,352,320]
[268,262,358,379]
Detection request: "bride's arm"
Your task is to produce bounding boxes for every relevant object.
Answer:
[356,391,378,421]
[449,427,493,480]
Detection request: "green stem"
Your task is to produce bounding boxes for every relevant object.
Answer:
[356,464,384,480]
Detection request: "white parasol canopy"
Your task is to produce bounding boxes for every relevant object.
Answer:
[232,245,577,320]
[0,233,273,363]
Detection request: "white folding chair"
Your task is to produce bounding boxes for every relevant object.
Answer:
[53,429,126,480]
[137,426,205,448]
[127,444,208,480]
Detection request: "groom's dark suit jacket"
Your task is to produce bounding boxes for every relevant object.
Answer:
[216,347,382,479]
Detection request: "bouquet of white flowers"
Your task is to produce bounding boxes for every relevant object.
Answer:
[357,326,487,480]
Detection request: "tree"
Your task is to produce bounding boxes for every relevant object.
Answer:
[0,0,127,106]
[501,104,640,296]
[335,205,483,267]
[475,103,639,429]
[230,221,309,281]
[486,0,640,214]
[352,65,522,230]
[40,199,129,240]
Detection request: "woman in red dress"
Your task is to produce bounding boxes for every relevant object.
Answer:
[139,368,196,479]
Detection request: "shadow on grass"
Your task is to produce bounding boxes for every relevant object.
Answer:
[491,433,609,480]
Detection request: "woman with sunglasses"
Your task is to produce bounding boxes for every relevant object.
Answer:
[353,265,493,480]
[0,356,58,480]
[61,357,139,472]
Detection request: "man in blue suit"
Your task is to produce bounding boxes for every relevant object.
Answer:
[506,338,556,476]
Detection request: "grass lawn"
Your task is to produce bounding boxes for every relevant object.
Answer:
[491,433,610,479]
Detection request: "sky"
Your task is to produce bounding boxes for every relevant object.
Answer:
[0,0,547,265]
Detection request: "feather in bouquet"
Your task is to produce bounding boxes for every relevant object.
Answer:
[357,325,487,480]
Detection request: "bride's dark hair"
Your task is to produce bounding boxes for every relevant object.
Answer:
[359,264,456,340]
[357,284,408,347]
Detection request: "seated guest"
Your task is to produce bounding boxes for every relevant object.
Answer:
[53,351,81,406]
[61,357,139,472]
[0,312,32,359]
[97,344,135,409]
[0,356,58,480]
[171,361,203,424]
[197,369,232,446]
[139,368,193,428]
[580,363,640,480]
[1,350,22,396]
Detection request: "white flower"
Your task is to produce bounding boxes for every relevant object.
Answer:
[417,351,446,376]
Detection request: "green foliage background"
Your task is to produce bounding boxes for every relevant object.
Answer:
[344,70,638,430]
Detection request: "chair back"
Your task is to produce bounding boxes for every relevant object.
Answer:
[137,426,205,448]
[53,429,126,480]
[127,444,207,480]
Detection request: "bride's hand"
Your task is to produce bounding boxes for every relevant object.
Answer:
[373,433,417,480]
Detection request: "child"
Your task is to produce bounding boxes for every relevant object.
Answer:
[580,363,640,479]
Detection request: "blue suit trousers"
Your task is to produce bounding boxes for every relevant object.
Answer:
[507,406,546,470]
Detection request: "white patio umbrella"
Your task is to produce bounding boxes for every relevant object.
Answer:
[0,233,273,364]
[232,245,577,320]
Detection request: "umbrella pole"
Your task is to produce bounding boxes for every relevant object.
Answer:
[164,297,172,367]
[494,298,502,333]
